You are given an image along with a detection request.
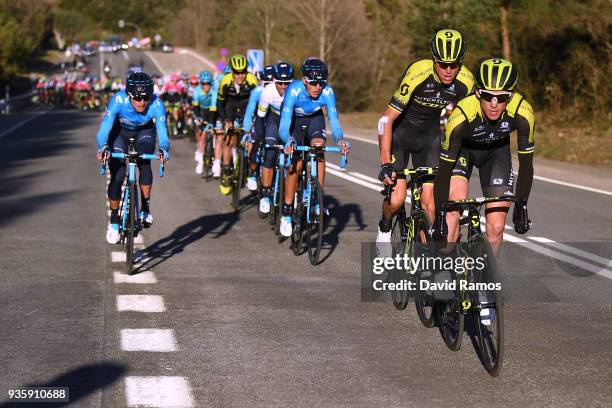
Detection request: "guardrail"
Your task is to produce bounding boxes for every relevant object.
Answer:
[0,90,36,115]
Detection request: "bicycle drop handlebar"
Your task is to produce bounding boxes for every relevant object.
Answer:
[99,152,165,177]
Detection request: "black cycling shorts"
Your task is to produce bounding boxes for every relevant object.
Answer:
[391,121,440,177]
[223,98,249,124]
[291,111,327,144]
[451,144,514,197]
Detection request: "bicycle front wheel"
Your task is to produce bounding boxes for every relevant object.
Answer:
[231,146,244,211]
[291,177,305,255]
[274,168,285,241]
[472,235,504,376]
[390,207,409,310]
[414,211,436,327]
[307,176,324,265]
[125,183,136,275]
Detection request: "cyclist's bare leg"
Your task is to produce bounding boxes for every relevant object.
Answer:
[382,178,407,219]
[141,184,151,200]
[222,134,237,166]
[310,137,326,186]
[262,167,274,187]
[214,131,224,161]
[447,176,469,242]
[484,202,510,256]
[197,129,205,153]
[284,159,303,205]
[421,183,435,223]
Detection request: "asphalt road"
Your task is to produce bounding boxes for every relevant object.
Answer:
[0,50,610,407]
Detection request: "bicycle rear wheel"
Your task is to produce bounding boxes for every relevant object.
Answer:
[390,207,409,310]
[307,176,324,265]
[472,235,504,376]
[436,290,464,351]
[125,183,136,275]
[414,211,436,327]
[203,132,214,179]
[274,167,285,241]
[232,146,244,211]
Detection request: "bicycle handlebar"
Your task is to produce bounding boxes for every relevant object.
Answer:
[293,145,347,169]
[441,195,520,212]
[99,152,165,177]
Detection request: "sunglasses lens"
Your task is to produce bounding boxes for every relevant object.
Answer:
[480,91,511,103]
[308,80,325,87]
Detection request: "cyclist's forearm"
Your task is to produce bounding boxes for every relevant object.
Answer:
[515,153,534,200]
[96,117,114,149]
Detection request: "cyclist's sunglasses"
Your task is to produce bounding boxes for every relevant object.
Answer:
[307,79,326,87]
[131,95,151,102]
[275,80,291,86]
[478,90,513,103]
[232,69,247,75]
[435,60,460,70]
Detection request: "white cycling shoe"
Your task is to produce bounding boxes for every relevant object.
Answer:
[376,226,392,258]
[246,176,258,191]
[195,151,204,175]
[259,197,271,214]
[280,216,293,237]
[106,223,120,245]
[140,211,154,227]
[212,159,221,178]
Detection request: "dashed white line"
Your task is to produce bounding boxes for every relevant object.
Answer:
[529,237,612,268]
[125,376,194,408]
[120,329,178,352]
[117,295,165,313]
[113,270,158,284]
[111,251,126,263]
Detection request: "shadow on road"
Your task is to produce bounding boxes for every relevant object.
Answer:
[317,194,367,264]
[135,211,239,272]
[0,361,126,407]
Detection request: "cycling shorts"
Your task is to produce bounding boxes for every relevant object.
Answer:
[391,121,439,178]
[451,143,514,197]
[291,111,327,144]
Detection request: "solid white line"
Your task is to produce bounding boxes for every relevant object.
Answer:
[111,251,126,263]
[144,51,167,75]
[327,162,381,185]
[0,110,47,140]
[134,234,144,244]
[122,50,130,62]
[529,237,612,268]
[179,48,217,70]
[117,295,165,312]
[113,270,158,284]
[120,329,177,352]
[342,132,612,196]
[125,376,194,407]
[326,166,380,192]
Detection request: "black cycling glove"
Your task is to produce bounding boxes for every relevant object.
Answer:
[512,199,531,234]
[378,163,395,183]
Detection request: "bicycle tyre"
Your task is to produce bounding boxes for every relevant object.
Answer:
[390,207,409,310]
[203,132,214,179]
[275,167,285,241]
[125,183,136,275]
[291,177,305,255]
[472,235,504,376]
[414,211,436,327]
[307,176,324,265]
[231,146,244,211]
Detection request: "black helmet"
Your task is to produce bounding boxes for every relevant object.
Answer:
[301,58,328,81]
[274,61,294,81]
[126,72,153,99]
[257,65,275,82]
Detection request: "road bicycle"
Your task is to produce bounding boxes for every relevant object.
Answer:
[264,144,288,240]
[100,137,165,275]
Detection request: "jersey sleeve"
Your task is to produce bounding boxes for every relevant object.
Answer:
[514,99,535,199]
[152,99,170,152]
[256,86,271,118]
[324,86,343,142]
[191,87,201,106]
[96,93,121,149]
[279,85,297,143]
[242,88,261,133]
[388,60,430,112]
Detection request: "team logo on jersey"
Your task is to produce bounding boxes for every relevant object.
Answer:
[501,122,509,129]
[426,83,435,89]
[448,84,455,92]
[105,110,111,117]
[291,88,300,97]
[322,88,333,96]
[493,178,503,185]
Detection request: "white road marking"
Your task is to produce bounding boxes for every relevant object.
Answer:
[326,162,612,278]
[113,270,158,284]
[120,329,177,352]
[342,133,612,196]
[0,110,47,140]
[122,50,130,62]
[125,376,194,408]
[529,237,612,268]
[117,295,165,312]
[178,48,217,70]
[144,51,167,75]
[134,234,144,244]
[111,251,126,263]
[107,210,111,217]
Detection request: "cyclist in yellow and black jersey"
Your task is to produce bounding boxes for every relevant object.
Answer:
[433,58,535,255]
[376,29,474,255]
[216,54,259,195]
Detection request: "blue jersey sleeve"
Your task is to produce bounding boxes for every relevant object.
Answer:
[279,84,298,143]
[192,87,201,106]
[324,86,343,142]
[151,99,170,152]
[243,87,261,133]
[96,93,121,149]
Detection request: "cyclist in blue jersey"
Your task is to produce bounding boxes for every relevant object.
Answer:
[211,65,232,178]
[278,58,349,237]
[192,70,217,175]
[96,72,170,244]
[256,61,294,215]
[243,64,275,191]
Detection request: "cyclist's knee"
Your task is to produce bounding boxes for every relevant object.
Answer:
[138,163,153,185]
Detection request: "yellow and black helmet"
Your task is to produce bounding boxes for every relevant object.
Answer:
[229,54,248,71]
[475,58,518,91]
[431,29,466,63]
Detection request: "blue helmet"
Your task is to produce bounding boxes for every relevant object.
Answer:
[274,61,294,81]
[257,64,275,82]
[222,65,232,75]
[126,71,153,99]
[198,70,213,84]
[301,58,327,81]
